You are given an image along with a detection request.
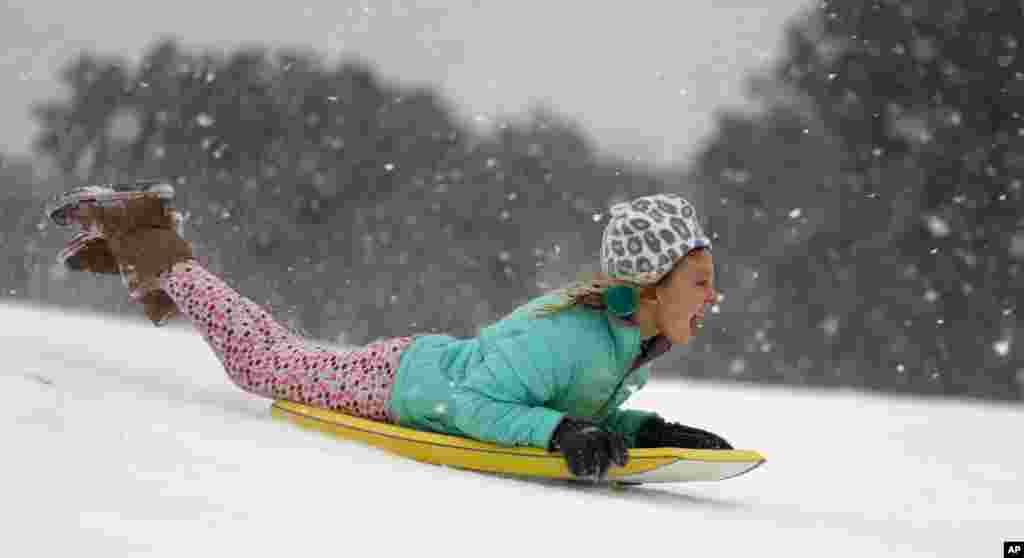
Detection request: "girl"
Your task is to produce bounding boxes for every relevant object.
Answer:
[48,184,731,480]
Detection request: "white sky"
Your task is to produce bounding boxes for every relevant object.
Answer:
[2,0,811,166]
[2,300,1021,556]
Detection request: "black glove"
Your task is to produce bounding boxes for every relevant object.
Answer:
[634,417,733,450]
[549,417,630,480]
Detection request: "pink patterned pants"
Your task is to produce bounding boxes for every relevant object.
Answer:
[159,261,413,423]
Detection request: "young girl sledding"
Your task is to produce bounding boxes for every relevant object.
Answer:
[47,184,731,480]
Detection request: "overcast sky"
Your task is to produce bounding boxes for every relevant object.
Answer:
[1,0,811,166]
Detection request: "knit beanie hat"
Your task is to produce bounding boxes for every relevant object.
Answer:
[600,193,711,286]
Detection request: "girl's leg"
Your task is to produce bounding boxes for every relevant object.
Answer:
[158,261,414,423]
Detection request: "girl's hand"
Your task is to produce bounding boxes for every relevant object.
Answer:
[549,417,630,480]
[634,417,733,450]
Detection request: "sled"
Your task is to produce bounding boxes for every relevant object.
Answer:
[271,400,765,484]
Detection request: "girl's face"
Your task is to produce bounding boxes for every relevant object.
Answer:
[653,249,717,345]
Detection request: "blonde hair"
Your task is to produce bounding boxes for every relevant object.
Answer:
[533,273,652,317]
[534,246,706,317]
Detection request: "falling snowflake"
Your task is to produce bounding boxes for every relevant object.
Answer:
[1010,232,1024,260]
[993,339,1012,357]
[729,358,747,375]
[924,215,951,237]
[821,316,840,336]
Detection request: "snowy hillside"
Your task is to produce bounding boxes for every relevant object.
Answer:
[2,301,1020,557]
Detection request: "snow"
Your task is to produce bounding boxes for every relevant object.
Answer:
[925,215,951,238]
[2,301,1021,557]
[994,339,1012,358]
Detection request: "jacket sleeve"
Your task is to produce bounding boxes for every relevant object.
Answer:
[601,408,661,447]
[452,329,575,449]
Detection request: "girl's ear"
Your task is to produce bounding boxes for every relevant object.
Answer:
[638,285,660,302]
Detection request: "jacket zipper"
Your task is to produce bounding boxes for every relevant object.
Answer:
[594,365,641,418]
[593,335,656,417]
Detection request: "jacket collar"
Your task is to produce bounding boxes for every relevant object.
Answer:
[607,312,674,372]
[631,334,673,371]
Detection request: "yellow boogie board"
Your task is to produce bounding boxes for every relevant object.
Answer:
[271,400,766,484]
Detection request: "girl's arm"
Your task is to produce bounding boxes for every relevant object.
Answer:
[452,331,574,449]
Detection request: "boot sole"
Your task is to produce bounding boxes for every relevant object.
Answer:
[58,229,104,267]
[45,179,176,227]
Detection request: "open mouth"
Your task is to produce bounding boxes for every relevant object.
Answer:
[690,313,704,330]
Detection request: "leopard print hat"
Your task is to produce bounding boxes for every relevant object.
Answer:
[600,193,712,285]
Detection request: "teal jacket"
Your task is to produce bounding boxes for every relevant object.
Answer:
[386,293,667,450]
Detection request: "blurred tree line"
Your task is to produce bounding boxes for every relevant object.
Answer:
[687,0,1023,401]
[1,0,1020,402]
[11,39,675,342]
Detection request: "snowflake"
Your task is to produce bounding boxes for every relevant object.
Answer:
[729,358,747,375]
[821,316,840,336]
[994,339,1012,357]
[925,215,951,238]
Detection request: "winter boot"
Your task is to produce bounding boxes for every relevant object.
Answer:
[46,180,178,229]
[58,229,119,274]
[46,180,191,326]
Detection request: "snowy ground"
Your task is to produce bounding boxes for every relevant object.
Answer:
[2,301,1020,557]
